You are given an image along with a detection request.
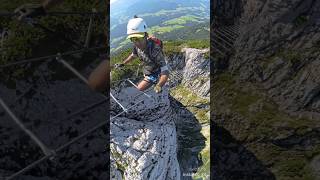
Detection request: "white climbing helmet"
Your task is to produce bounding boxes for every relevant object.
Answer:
[127,17,147,39]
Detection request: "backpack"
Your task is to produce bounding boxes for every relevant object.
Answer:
[146,36,164,62]
[147,36,163,49]
[133,36,164,69]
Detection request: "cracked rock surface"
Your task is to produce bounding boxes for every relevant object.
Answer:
[0,62,108,179]
[167,48,210,99]
[110,87,180,180]
[212,0,320,179]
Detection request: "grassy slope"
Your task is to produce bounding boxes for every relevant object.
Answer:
[162,15,202,25]
[212,72,318,179]
[0,0,106,79]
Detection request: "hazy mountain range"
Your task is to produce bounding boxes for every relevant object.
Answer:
[110,0,210,54]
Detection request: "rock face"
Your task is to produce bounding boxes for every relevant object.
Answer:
[232,0,320,115]
[168,48,210,179]
[181,48,210,99]
[167,48,210,99]
[212,0,320,179]
[110,87,181,180]
[212,0,242,25]
[0,62,108,179]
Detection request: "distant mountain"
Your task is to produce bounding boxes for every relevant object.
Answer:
[111,0,209,18]
[110,0,210,55]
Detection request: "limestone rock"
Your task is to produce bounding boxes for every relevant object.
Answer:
[167,48,210,99]
[110,87,181,180]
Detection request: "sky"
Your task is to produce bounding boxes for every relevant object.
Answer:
[110,0,119,4]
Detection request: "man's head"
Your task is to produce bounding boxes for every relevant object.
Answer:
[129,33,147,49]
[127,16,147,49]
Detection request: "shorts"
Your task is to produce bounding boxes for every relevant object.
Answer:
[144,70,161,84]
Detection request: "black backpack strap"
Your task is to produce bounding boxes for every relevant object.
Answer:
[147,39,155,60]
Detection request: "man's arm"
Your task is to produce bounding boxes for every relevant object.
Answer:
[88,60,109,92]
[123,53,136,65]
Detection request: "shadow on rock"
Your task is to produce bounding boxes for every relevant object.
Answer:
[169,96,206,180]
[0,60,109,180]
[211,121,276,180]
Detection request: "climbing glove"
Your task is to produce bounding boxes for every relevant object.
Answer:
[14,4,46,21]
[154,84,162,93]
[114,63,124,69]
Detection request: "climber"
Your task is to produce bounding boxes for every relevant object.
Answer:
[114,16,169,93]
[14,0,109,92]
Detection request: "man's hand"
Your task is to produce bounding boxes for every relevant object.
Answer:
[114,63,124,69]
[154,84,162,93]
[14,4,46,21]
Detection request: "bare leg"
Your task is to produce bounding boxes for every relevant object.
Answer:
[157,74,169,87]
[137,78,152,91]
